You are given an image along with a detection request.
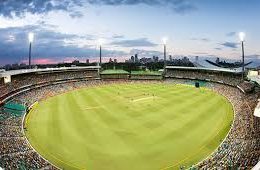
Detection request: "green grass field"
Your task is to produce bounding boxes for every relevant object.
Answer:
[25,83,233,170]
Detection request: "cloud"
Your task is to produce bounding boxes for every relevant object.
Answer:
[69,11,84,18]
[0,24,125,65]
[0,0,84,18]
[88,0,197,14]
[191,38,210,42]
[193,52,208,55]
[87,0,197,14]
[130,49,163,57]
[214,47,222,50]
[246,54,260,60]
[220,42,238,49]
[242,54,260,67]
[226,32,236,37]
[0,0,196,18]
[111,38,157,47]
[112,35,125,39]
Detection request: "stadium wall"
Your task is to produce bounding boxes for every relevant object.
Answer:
[100,74,129,80]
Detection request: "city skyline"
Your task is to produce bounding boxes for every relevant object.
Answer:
[0,0,260,66]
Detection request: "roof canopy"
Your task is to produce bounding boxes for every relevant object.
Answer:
[0,66,100,77]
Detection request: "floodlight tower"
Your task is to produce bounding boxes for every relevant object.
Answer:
[239,32,245,81]
[98,39,103,67]
[162,37,168,73]
[28,32,34,69]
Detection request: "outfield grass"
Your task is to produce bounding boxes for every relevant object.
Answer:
[25,83,233,170]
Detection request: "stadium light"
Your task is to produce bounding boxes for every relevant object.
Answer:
[28,32,34,68]
[162,37,168,73]
[239,32,245,80]
[162,37,168,45]
[97,39,104,66]
[28,32,34,43]
[239,32,245,42]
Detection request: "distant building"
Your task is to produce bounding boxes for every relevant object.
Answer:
[169,55,173,62]
[134,54,139,63]
[140,57,152,64]
[114,59,117,63]
[86,59,90,64]
[195,56,199,62]
[153,56,159,62]
[72,60,80,64]
[109,58,113,63]
[216,58,220,64]
[20,63,26,67]
[11,63,19,69]
[183,57,190,64]
[131,56,135,63]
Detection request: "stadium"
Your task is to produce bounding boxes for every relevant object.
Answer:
[0,66,259,170]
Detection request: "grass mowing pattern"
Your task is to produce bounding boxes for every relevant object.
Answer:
[25,83,233,170]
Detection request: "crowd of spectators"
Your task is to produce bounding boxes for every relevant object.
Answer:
[0,77,4,86]
[166,69,242,86]
[0,70,99,100]
[166,79,260,169]
[0,109,54,169]
[0,80,104,169]
[196,83,259,169]
[0,72,259,169]
[237,81,256,93]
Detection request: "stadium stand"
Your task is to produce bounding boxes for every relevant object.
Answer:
[0,67,99,105]
[0,77,4,86]
[100,69,130,79]
[100,69,163,80]
[237,81,255,93]
[0,67,259,169]
[165,66,242,86]
[130,71,162,80]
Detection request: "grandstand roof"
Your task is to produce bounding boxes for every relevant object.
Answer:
[0,66,100,77]
[166,66,242,74]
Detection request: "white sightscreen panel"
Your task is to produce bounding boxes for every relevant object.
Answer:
[4,75,11,83]
[254,108,260,118]
[252,161,260,170]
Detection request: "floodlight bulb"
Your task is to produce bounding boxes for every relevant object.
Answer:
[239,32,245,42]
[98,38,104,46]
[162,37,168,45]
[28,32,34,43]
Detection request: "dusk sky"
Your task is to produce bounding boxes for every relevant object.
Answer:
[0,0,260,66]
